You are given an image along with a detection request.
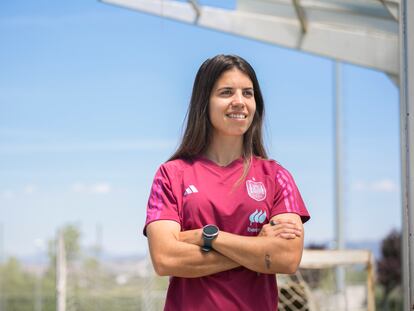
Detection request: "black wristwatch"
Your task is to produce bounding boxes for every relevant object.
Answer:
[202,224,219,252]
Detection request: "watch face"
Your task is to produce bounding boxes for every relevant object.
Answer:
[203,225,219,237]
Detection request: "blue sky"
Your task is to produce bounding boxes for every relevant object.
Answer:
[0,0,401,258]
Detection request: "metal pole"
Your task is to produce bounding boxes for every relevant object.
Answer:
[0,223,3,264]
[96,223,102,259]
[400,0,414,310]
[0,223,4,311]
[34,240,44,311]
[95,224,102,311]
[334,61,347,307]
[35,271,42,311]
[56,230,66,311]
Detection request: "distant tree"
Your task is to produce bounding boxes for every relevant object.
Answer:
[48,224,81,263]
[377,230,401,308]
[0,257,36,311]
[43,224,83,310]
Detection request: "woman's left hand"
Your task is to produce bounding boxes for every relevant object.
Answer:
[259,219,302,239]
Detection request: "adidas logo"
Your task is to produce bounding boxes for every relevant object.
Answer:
[184,185,198,196]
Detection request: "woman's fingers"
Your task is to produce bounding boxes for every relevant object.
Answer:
[271,219,296,226]
[259,220,302,239]
[275,228,301,238]
[278,233,297,239]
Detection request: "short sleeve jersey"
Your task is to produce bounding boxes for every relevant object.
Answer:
[144,156,310,311]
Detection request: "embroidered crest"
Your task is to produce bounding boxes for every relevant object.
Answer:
[246,179,266,201]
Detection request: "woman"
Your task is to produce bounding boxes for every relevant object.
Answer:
[143,55,310,311]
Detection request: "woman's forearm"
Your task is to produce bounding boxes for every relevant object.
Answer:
[147,221,240,278]
[179,229,303,274]
[213,232,303,274]
[150,238,240,278]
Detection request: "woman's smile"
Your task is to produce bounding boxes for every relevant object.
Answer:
[226,113,247,119]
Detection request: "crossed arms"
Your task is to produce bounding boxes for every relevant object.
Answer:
[146,213,304,278]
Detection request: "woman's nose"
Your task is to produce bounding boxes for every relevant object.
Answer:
[231,91,245,107]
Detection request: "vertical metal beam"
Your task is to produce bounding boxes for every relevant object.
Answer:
[56,231,66,311]
[291,0,307,34]
[0,223,4,311]
[34,272,42,311]
[95,223,102,259]
[0,223,3,264]
[334,61,347,307]
[187,0,200,23]
[400,0,414,310]
[34,239,44,311]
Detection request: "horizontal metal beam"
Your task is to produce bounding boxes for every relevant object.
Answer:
[300,249,373,268]
[100,0,399,76]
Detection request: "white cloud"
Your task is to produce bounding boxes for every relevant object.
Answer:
[72,183,87,193]
[352,179,398,193]
[371,179,398,192]
[23,184,36,195]
[353,181,367,191]
[71,182,112,195]
[34,238,46,250]
[1,185,37,199]
[1,189,15,199]
[91,183,111,194]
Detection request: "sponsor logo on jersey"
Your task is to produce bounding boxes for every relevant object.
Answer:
[249,209,267,225]
[247,209,267,233]
[246,179,266,201]
[184,185,198,196]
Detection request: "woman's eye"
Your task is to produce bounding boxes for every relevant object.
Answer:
[243,90,253,97]
[220,90,232,96]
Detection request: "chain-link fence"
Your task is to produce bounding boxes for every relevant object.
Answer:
[0,245,378,311]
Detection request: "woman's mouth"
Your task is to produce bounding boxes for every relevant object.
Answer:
[226,113,247,119]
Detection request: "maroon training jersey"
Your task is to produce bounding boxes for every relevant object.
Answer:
[144,156,310,311]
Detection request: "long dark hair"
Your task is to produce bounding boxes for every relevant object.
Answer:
[169,55,268,169]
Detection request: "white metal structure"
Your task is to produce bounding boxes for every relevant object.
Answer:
[99,0,412,308]
[334,62,346,296]
[100,0,399,77]
[399,1,413,310]
[56,231,67,311]
[300,249,376,311]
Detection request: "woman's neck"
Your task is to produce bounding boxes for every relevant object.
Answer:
[204,134,243,167]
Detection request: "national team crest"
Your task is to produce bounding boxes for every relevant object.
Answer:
[246,179,266,201]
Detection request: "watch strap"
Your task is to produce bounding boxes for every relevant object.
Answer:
[202,236,214,252]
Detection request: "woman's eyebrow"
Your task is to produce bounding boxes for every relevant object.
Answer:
[216,86,254,91]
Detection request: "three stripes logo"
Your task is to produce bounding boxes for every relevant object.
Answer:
[249,209,267,225]
[184,185,198,196]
